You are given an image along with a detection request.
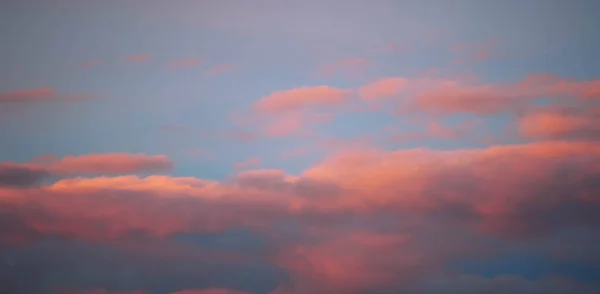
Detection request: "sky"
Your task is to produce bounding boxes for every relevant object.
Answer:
[1,0,600,293]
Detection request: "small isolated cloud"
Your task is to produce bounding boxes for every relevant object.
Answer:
[189,148,214,159]
[0,87,95,104]
[280,146,313,159]
[205,64,234,76]
[170,288,252,294]
[451,40,498,64]
[56,289,146,294]
[234,156,261,171]
[79,59,101,69]
[318,57,369,78]
[125,53,152,63]
[262,112,333,137]
[199,130,258,142]
[255,86,350,113]
[0,88,56,103]
[168,57,202,69]
[250,86,348,137]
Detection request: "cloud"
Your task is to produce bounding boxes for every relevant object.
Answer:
[419,274,598,294]
[168,57,202,69]
[255,86,350,113]
[0,88,93,103]
[125,54,152,63]
[1,141,599,293]
[1,153,173,181]
[317,57,368,78]
[249,86,343,137]
[358,77,408,101]
[205,65,234,76]
[261,112,333,137]
[389,119,478,143]
[357,74,600,115]
[234,157,261,171]
[170,289,252,294]
[0,163,49,188]
[56,289,146,294]
[47,153,173,175]
[519,106,600,140]
[280,146,312,159]
[79,59,101,69]
[198,130,258,142]
[451,40,498,64]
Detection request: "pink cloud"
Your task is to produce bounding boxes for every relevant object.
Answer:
[234,156,261,171]
[126,53,152,63]
[205,64,234,76]
[79,59,101,69]
[199,130,258,142]
[167,57,202,69]
[189,148,214,159]
[0,87,95,104]
[518,106,600,140]
[261,112,333,137]
[0,162,49,188]
[255,86,350,113]
[170,289,252,294]
[47,153,173,175]
[356,74,600,115]
[271,231,422,294]
[0,88,56,103]
[3,153,173,179]
[317,57,369,78]
[451,40,498,63]
[57,289,146,294]
[358,77,408,101]
[389,119,479,143]
[280,146,312,158]
[1,140,599,293]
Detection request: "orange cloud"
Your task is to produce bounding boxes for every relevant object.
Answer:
[255,86,350,113]
[126,54,152,63]
[167,57,202,69]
